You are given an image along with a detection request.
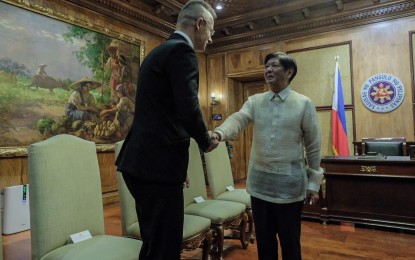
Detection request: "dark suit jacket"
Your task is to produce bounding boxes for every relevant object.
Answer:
[116,33,211,185]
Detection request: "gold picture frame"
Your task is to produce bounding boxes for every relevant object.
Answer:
[0,0,145,157]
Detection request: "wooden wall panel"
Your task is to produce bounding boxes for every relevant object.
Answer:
[98,152,118,204]
[207,54,226,130]
[197,53,209,123]
[0,157,27,189]
[226,79,246,180]
[227,45,280,74]
[0,152,121,205]
[288,43,352,107]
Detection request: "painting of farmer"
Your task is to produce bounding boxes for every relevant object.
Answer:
[66,78,101,121]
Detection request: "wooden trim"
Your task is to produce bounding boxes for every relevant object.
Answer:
[206,1,415,53]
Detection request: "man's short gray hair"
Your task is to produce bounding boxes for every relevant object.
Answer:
[177,0,217,26]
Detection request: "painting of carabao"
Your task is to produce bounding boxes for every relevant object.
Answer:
[0,1,141,148]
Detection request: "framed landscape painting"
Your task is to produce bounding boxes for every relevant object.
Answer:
[0,0,144,157]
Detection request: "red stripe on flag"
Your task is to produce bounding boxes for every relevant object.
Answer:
[331,110,349,156]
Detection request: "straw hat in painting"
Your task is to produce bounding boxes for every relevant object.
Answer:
[108,40,118,53]
[69,78,101,90]
[108,39,131,56]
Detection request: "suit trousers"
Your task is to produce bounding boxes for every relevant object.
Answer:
[123,172,184,260]
[251,196,304,260]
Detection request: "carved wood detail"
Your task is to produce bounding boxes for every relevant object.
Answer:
[62,0,415,53]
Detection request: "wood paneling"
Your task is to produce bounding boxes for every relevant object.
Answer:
[226,79,246,181]
[0,152,121,205]
[242,82,268,179]
[207,54,226,130]
[227,45,281,75]
[0,157,28,189]
[197,53,208,123]
[288,43,352,107]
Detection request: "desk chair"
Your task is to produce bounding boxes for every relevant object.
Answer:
[114,141,213,260]
[184,139,249,259]
[28,134,141,260]
[362,137,406,156]
[204,142,255,243]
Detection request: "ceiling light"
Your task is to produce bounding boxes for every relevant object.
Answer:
[215,4,223,10]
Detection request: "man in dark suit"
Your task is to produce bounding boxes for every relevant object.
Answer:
[115,1,217,259]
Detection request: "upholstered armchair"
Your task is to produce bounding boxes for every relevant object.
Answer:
[184,139,249,259]
[28,134,142,260]
[114,141,213,260]
[204,142,254,243]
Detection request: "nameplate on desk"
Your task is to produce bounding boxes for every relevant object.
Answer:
[360,165,378,173]
[70,230,92,243]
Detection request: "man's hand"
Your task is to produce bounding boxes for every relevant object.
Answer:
[183,175,190,189]
[206,131,220,152]
[305,190,319,205]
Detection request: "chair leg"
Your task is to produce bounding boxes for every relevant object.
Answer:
[247,207,255,243]
[202,229,213,260]
[211,225,224,259]
[239,212,249,249]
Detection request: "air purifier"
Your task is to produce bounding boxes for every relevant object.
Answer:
[1,184,30,234]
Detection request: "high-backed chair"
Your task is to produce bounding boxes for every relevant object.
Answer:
[362,137,406,156]
[114,141,213,260]
[204,142,254,243]
[28,134,142,260]
[184,139,249,259]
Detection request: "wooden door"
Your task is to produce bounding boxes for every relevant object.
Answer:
[242,81,268,173]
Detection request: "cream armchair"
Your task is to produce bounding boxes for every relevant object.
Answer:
[28,134,142,260]
[184,139,249,259]
[204,142,255,243]
[114,141,213,260]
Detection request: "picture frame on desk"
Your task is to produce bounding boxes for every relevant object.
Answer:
[0,0,145,157]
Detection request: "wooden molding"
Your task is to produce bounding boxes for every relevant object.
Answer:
[206,0,415,53]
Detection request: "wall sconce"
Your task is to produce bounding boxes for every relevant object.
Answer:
[210,92,221,106]
[210,92,222,121]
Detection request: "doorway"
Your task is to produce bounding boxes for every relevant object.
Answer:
[241,81,268,178]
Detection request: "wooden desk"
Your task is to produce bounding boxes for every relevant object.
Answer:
[302,156,415,231]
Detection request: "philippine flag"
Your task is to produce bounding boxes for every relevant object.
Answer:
[331,61,349,156]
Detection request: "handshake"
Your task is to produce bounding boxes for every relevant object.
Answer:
[184,131,221,189]
[206,131,221,152]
